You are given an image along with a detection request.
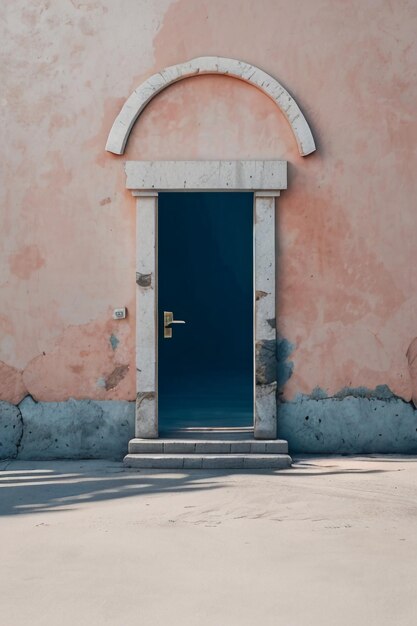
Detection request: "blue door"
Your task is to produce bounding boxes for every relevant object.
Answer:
[158,192,253,432]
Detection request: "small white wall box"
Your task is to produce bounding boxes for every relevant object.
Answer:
[113,307,127,320]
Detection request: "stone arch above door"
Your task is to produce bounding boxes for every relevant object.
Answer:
[105,56,316,157]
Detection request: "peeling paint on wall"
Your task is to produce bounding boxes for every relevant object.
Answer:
[15,316,135,402]
[276,338,294,390]
[0,362,27,405]
[104,364,129,391]
[304,384,398,402]
[109,333,119,351]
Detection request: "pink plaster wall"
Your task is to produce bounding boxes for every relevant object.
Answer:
[1,0,416,403]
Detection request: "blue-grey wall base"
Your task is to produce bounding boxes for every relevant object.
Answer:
[278,397,417,454]
[0,398,134,461]
[2,395,417,460]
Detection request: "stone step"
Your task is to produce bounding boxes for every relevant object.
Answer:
[128,438,288,455]
[124,453,292,470]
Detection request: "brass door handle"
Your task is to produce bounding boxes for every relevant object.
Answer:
[164,311,186,339]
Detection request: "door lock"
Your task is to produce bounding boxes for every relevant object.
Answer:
[163,311,186,339]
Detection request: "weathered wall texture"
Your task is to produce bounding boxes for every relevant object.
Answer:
[0,398,134,460]
[1,0,417,455]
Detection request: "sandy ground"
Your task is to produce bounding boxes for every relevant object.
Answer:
[1,456,417,626]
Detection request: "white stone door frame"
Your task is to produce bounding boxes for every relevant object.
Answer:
[126,160,287,440]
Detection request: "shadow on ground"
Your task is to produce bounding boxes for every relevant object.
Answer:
[0,456,408,517]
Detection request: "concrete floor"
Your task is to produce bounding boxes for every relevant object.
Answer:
[1,457,417,626]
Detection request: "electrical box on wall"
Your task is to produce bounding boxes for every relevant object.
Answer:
[113,307,127,320]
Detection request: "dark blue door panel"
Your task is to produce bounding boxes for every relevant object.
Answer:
[158,192,253,430]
